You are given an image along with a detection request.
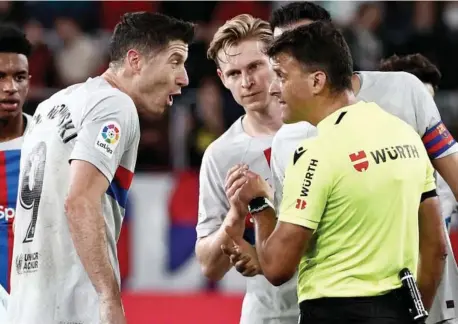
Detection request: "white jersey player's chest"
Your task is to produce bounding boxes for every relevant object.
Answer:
[229,138,273,185]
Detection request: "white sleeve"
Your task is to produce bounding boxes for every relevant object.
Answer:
[271,142,286,211]
[409,73,458,159]
[196,147,229,238]
[69,94,136,182]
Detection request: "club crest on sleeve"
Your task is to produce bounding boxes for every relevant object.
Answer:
[95,121,121,158]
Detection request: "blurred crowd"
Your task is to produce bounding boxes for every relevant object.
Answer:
[3,1,458,171]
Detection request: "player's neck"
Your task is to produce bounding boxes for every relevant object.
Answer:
[243,104,282,137]
[310,90,358,126]
[0,113,24,143]
[101,68,128,95]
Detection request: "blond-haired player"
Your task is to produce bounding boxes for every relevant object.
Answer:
[195,14,298,324]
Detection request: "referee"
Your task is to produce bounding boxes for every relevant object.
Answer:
[228,22,447,323]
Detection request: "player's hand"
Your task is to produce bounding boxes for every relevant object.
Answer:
[221,226,262,277]
[238,170,273,205]
[225,164,249,214]
[99,297,126,324]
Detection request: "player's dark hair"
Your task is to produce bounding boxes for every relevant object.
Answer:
[270,1,332,31]
[266,21,353,93]
[379,54,441,89]
[109,12,195,64]
[0,24,32,57]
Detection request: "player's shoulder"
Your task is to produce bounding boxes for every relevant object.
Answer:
[273,122,315,145]
[359,70,424,92]
[203,117,247,160]
[85,77,136,116]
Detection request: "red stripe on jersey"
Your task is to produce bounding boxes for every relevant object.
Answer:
[264,148,272,168]
[0,152,7,206]
[114,166,134,190]
[245,213,254,228]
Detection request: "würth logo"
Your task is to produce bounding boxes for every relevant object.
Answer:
[349,151,369,172]
[295,199,307,210]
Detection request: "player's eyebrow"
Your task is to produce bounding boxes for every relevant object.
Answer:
[272,66,284,76]
[224,68,240,77]
[170,53,185,62]
[247,59,264,68]
[0,69,28,76]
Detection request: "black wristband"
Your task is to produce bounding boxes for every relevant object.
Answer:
[248,197,275,215]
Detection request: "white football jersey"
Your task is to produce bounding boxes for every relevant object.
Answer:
[197,117,299,324]
[7,77,140,324]
[271,71,458,323]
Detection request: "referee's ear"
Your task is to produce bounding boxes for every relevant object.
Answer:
[309,71,326,95]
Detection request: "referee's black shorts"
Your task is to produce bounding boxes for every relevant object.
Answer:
[299,289,414,324]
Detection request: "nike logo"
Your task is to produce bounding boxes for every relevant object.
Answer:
[293,147,307,165]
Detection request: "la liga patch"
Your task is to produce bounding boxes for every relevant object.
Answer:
[94,121,121,158]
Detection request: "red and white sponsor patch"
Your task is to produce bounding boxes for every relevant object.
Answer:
[349,150,369,172]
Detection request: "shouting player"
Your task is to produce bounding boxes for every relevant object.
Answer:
[7,13,194,324]
[267,2,458,324]
[195,14,299,324]
[0,24,33,319]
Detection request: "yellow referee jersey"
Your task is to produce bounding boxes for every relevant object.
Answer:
[279,101,436,303]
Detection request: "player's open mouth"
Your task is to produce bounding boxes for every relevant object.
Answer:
[167,91,182,106]
[167,95,174,106]
[0,99,20,111]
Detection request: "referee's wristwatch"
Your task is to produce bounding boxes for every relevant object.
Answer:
[248,197,275,215]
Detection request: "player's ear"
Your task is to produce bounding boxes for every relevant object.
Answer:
[126,49,141,73]
[217,69,228,89]
[310,71,326,96]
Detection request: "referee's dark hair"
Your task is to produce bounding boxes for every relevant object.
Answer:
[109,12,195,65]
[0,24,32,57]
[270,1,332,31]
[379,53,441,90]
[266,21,353,93]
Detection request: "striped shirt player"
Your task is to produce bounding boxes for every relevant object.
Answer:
[7,77,140,324]
[271,71,458,324]
[0,113,31,295]
[197,117,299,324]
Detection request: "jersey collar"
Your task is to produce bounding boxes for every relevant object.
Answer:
[316,102,362,133]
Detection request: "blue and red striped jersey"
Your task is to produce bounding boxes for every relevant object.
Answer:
[0,114,31,292]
